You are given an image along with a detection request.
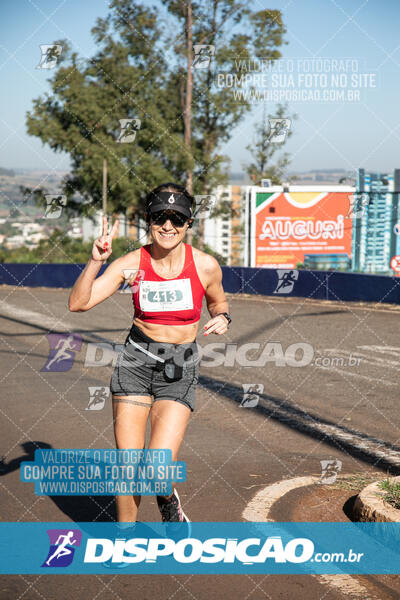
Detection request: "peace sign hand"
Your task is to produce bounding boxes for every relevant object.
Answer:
[92,216,120,262]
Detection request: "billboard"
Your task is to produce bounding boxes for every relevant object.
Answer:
[250,186,354,268]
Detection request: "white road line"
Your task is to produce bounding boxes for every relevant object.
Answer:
[229,294,400,314]
[0,302,73,331]
[0,302,111,344]
[231,376,400,464]
[315,365,397,386]
[322,348,400,369]
[242,477,381,599]
[357,345,400,358]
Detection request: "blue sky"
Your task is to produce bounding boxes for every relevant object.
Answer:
[0,0,399,175]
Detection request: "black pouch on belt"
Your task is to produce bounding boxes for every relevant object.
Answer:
[163,356,183,381]
[163,346,194,382]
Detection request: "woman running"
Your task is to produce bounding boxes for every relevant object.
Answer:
[68,182,231,529]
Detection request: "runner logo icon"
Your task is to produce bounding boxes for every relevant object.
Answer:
[240,384,264,408]
[86,386,110,410]
[117,119,141,143]
[192,45,215,69]
[41,333,82,372]
[36,44,62,69]
[42,529,82,567]
[44,195,66,219]
[318,459,342,484]
[268,118,291,143]
[120,269,145,294]
[273,270,299,294]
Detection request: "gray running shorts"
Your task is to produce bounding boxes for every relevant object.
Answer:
[110,325,200,412]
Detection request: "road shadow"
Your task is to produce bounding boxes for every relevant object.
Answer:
[0,441,52,475]
[1,441,117,522]
[0,312,125,339]
[198,375,400,475]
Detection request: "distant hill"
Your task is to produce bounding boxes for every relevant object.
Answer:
[0,167,15,177]
[288,168,355,185]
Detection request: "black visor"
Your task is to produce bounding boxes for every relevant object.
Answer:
[147,191,192,219]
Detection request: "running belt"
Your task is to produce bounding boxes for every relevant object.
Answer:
[126,322,196,365]
[126,322,166,366]
[127,323,197,381]
[128,337,165,363]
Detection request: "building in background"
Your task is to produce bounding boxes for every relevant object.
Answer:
[80,210,147,244]
[202,185,246,265]
[68,217,83,239]
[351,168,400,275]
[81,211,102,242]
[128,215,148,246]
[202,187,231,262]
[304,253,351,270]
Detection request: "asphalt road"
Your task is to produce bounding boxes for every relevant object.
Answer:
[1,285,400,599]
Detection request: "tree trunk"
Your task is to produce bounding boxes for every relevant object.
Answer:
[182,0,193,243]
[196,0,217,251]
[184,0,193,194]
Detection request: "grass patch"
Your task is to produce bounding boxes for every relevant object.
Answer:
[331,472,383,493]
[378,479,400,510]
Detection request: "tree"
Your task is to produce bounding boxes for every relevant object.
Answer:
[26,3,190,221]
[26,0,287,235]
[244,103,297,185]
[0,230,135,264]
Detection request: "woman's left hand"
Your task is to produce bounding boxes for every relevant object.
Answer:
[203,314,229,336]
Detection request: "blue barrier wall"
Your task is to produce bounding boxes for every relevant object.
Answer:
[221,267,400,304]
[0,263,400,304]
[0,263,107,288]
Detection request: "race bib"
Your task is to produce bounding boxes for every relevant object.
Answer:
[139,279,193,312]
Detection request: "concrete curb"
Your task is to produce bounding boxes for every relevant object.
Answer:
[353,476,400,522]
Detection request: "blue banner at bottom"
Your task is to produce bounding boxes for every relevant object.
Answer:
[0,522,399,574]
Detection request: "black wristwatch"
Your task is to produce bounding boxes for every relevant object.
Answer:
[217,312,232,326]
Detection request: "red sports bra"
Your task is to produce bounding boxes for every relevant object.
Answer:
[131,243,206,325]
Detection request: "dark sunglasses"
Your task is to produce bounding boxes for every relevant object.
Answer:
[151,211,188,227]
